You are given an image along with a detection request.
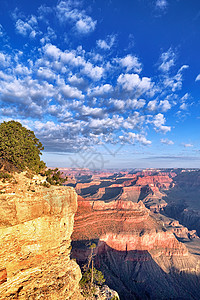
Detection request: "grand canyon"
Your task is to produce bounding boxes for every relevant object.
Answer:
[1,168,200,299]
[66,168,200,299]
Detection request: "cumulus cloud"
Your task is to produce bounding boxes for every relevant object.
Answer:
[0,2,191,153]
[61,84,85,99]
[56,0,97,34]
[15,15,39,38]
[151,113,171,133]
[117,73,152,94]
[117,55,142,73]
[97,35,116,50]
[147,100,157,111]
[80,106,105,118]
[43,44,61,59]
[0,53,11,68]
[159,100,171,112]
[37,67,56,81]
[68,74,85,87]
[43,44,104,81]
[126,99,146,109]
[87,84,113,96]
[119,132,151,145]
[161,138,174,145]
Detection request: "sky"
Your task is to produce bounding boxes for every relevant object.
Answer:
[0,0,200,169]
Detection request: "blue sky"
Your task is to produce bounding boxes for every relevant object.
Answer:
[0,0,200,169]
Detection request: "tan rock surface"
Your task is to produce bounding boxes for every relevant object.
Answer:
[0,173,83,300]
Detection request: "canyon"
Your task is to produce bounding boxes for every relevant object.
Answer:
[63,168,200,299]
[1,168,200,299]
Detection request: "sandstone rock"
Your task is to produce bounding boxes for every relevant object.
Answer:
[0,173,83,300]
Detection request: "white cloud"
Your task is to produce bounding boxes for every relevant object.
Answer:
[37,67,55,81]
[76,17,96,34]
[195,74,200,81]
[110,99,125,110]
[156,0,168,10]
[181,93,189,101]
[60,48,104,80]
[80,106,105,118]
[123,113,145,130]
[117,73,152,94]
[147,100,157,111]
[61,84,84,99]
[163,64,189,92]
[118,55,142,73]
[180,103,187,110]
[56,0,97,34]
[15,64,31,75]
[159,48,175,72]
[97,35,116,50]
[119,132,151,145]
[88,84,113,96]
[183,143,193,147]
[126,98,146,109]
[159,100,171,112]
[82,62,104,81]
[15,15,39,38]
[161,138,174,145]
[0,53,11,68]
[43,44,61,59]
[0,24,4,37]
[68,74,85,87]
[152,113,171,133]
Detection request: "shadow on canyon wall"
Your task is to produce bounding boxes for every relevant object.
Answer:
[72,240,200,300]
[162,172,200,236]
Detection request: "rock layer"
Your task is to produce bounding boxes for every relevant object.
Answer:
[72,198,200,300]
[0,173,83,300]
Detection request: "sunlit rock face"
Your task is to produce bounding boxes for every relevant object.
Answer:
[72,199,188,256]
[72,198,200,300]
[135,175,173,189]
[0,174,83,300]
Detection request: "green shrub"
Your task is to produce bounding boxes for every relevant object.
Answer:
[45,168,67,185]
[80,267,105,297]
[0,171,12,179]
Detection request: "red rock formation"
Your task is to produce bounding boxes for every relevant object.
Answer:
[72,199,188,257]
[136,175,173,189]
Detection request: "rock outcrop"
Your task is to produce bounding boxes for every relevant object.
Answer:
[0,173,83,300]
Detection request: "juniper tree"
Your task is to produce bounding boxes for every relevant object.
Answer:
[0,120,45,173]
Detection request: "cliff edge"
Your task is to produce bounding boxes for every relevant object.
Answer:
[0,172,83,299]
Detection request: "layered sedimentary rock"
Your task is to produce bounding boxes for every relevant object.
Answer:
[0,173,83,300]
[135,175,173,189]
[72,198,200,300]
[72,200,188,256]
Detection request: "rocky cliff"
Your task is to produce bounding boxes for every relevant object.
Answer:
[72,198,200,300]
[0,173,83,300]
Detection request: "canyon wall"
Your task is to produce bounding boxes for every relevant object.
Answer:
[72,198,200,300]
[0,174,83,300]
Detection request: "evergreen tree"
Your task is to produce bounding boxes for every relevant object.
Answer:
[0,120,45,173]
